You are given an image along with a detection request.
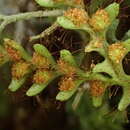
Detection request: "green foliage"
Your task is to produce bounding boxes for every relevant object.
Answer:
[0,0,130,121]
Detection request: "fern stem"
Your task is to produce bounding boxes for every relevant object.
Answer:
[0,9,64,34]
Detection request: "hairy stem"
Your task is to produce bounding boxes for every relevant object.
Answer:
[0,9,64,34]
[30,22,59,41]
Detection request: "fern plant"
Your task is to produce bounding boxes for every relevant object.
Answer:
[0,0,130,113]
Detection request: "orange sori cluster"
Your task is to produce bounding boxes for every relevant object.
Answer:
[32,52,50,69]
[5,45,21,61]
[89,9,110,31]
[12,61,30,79]
[64,8,88,26]
[89,80,105,97]
[58,76,75,91]
[32,52,53,84]
[33,70,52,84]
[108,43,127,64]
[57,59,76,76]
[57,59,77,91]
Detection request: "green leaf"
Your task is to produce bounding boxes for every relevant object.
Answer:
[4,38,31,61]
[34,44,56,65]
[92,95,104,107]
[57,16,78,30]
[85,40,106,56]
[57,16,89,31]
[8,77,26,92]
[56,80,84,101]
[26,83,48,96]
[93,59,117,78]
[34,0,66,8]
[105,2,119,23]
[26,74,59,96]
[60,49,78,67]
[35,0,55,7]
[107,19,119,43]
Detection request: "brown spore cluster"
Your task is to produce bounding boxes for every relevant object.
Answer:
[5,45,21,61]
[89,9,110,31]
[58,77,75,91]
[108,43,127,64]
[12,61,30,79]
[33,70,52,84]
[32,52,50,69]
[64,8,88,26]
[57,59,76,76]
[89,80,105,97]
